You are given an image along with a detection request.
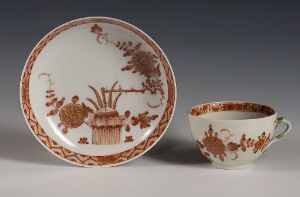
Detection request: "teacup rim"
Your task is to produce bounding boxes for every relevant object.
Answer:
[188,101,277,121]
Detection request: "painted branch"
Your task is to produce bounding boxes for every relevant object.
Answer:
[96,33,116,45]
[103,88,145,93]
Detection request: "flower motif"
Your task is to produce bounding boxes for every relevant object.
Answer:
[124,110,130,118]
[196,140,204,149]
[78,137,89,144]
[128,51,160,77]
[201,124,226,161]
[91,24,102,34]
[197,125,272,162]
[240,134,247,152]
[131,111,158,129]
[124,136,134,143]
[253,132,270,153]
[58,96,89,133]
[226,142,241,152]
[59,103,85,131]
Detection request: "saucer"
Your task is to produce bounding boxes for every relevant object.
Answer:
[20,17,176,166]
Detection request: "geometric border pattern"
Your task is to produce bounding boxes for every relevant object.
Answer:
[189,102,275,117]
[20,17,176,166]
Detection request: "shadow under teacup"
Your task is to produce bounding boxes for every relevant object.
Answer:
[188,101,291,170]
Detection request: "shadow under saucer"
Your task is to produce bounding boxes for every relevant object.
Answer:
[0,128,211,168]
[0,129,69,166]
[143,137,210,166]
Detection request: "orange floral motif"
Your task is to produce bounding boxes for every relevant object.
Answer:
[226,142,241,152]
[58,96,91,134]
[240,134,254,152]
[90,24,111,44]
[197,124,271,162]
[91,24,164,108]
[78,137,89,144]
[38,73,65,117]
[91,24,102,34]
[40,76,159,145]
[196,140,204,149]
[116,41,141,57]
[253,132,270,153]
[199,124,226,161]
[131,111,158,129]
[124,136,134,143]
[126,51,160,78]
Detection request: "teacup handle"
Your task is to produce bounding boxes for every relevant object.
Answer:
[266,117,292,149]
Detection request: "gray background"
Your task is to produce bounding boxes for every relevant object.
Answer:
[0,1,299,196]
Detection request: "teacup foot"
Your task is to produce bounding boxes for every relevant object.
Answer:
[212,162,253,170]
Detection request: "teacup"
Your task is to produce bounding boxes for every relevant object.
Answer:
[188,101,291,170]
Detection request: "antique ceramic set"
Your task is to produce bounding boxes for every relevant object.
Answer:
[20,17,292,169]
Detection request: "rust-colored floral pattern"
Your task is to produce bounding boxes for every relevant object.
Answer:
[36,24,167,145]
[124,136,134,143]
[78,137,89,144]
[196,124,271,162]
[40,74,159,145]
[38,73,65,116]
[58,96,92,134]
[253,132,270,153]
[126,51,160,78]
[21,18,176,166]
[131,111,158,129]
[91,24,164,108]
[202,125,226,161]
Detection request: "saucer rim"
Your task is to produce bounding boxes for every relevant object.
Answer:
[19,16,177,167]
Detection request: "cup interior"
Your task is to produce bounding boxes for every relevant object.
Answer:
[189,102,276,120]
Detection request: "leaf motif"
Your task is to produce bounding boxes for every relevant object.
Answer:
[123,49,134,57]
[51,97,58,103]
[46,90,54,93]
[82,103,94,117]
[55,98,65,108]
[241,146,246,152]
[134,43,141,50]
[151,115,158,120]
[47,109,58,116]
[196,140,204,149]
[46,94,55,98]
[227,142,241,151]
[131,117,139,126]
[121,65,133,71]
